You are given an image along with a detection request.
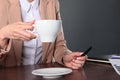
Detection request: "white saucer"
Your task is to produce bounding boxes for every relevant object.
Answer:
[32,67,72,78]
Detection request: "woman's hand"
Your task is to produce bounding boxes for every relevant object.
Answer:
[0,21,36,48]
[63,52,88,69]
[0,21,36,41]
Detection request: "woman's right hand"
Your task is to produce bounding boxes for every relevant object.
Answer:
[0,21,36,48]
[0,21,36,41]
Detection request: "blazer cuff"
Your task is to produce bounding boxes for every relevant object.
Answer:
[0,40,11,58]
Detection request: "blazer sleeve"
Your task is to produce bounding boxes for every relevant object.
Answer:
[0,39,12,66]
[54,0,72,65]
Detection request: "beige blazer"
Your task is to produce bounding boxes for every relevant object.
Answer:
[0,0,71,67]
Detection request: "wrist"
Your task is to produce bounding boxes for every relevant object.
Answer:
[62,55,67,65]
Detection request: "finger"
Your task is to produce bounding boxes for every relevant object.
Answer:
[72,62,83,69]
[19,25,34,31]
[18,31,36,39]
[72,58,85,68]
[17,21,35,25]
[11,33,31,41]
[17,21,35,31]
[76,56,88,61]
[72,59,85,65]
[71,52,83,57]
[72,61,84,67]
[14,35,31,41]
[12,30,36,40]
[26,20,35,24]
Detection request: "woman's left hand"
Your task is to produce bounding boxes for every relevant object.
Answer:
[63,52,88,69]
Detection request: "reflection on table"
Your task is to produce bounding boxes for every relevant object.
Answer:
[0,61,120,80]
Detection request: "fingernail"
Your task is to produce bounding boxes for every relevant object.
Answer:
[76,57,80,60]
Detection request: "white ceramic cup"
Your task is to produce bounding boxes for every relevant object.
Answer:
[34,20,61,42]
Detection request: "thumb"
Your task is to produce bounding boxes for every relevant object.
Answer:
[71,52,81,57]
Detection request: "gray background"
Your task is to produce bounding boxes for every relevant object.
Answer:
[59,0,120,59]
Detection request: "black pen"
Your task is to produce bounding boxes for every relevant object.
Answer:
[81,46,92,56]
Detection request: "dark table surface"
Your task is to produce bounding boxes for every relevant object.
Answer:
[0,61,120,80]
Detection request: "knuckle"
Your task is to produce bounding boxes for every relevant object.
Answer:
[27,34,32,38]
